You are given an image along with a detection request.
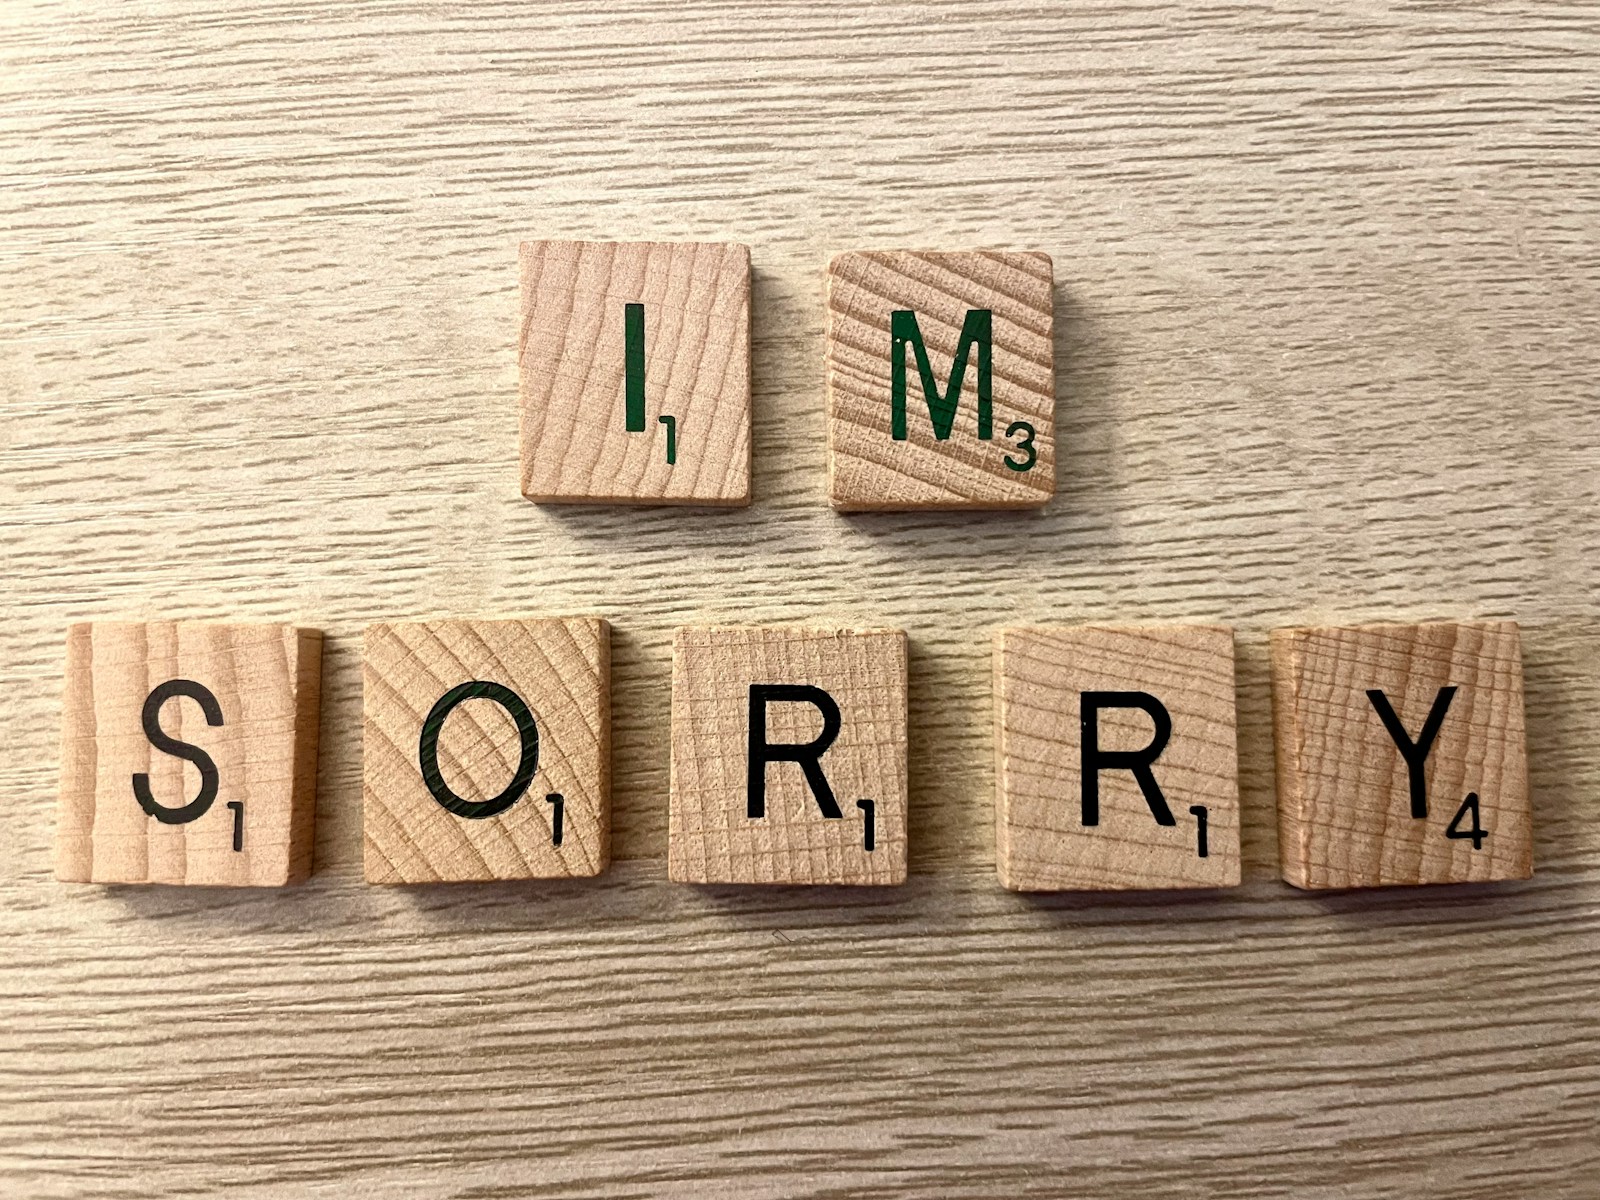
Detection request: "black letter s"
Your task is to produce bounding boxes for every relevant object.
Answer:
[132,679,224,825]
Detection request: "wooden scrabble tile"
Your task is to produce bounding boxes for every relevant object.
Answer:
[519,240,751,506]
[826,250,1055,510]
[669,626,908,885]
[55,621,323,886]
[994,625,1241,891]
[1271,620,1531,890]
[362,618,610,883]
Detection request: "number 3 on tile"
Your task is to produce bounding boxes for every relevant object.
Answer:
[1003,420,1036,472]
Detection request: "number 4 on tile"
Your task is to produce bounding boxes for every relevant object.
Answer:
[1446,793,1487,850]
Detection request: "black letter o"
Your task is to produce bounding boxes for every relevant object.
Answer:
[418,681,538,820]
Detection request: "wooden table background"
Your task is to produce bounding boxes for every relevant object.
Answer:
[3,3,1598,1196]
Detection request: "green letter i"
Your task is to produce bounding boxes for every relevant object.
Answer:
[624,302,645,432]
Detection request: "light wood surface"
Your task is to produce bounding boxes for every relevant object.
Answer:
[995,624,1240,891]
[1271,620,1531,889]
[55,621,322,887]
[362,617,610,883]
[3,2,1599,1195]
[826,250,1056,509]
[669,626,908,885]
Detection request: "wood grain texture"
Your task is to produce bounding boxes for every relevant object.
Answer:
[55,621,322,887]
[995,625,1240,891]
[4,1,1600,1195]
[827,250,1055,509]
[362,617,610,883]
[669,626,907,884]
[520,240,751,505]
[1271,620,1531,889]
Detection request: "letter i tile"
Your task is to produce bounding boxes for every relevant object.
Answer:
[519,240,751,506]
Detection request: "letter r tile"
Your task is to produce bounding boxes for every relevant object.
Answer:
[668,626,908,885]
[826,250,1056,510]
[1270,620,1531,889]
[994,626,1241,892]
[519,240,751,506]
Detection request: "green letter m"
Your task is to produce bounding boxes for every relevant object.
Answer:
[890,308,992,442]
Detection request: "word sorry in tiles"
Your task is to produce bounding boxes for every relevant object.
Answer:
[51,619,1532,893]
[515,241,1056,511]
